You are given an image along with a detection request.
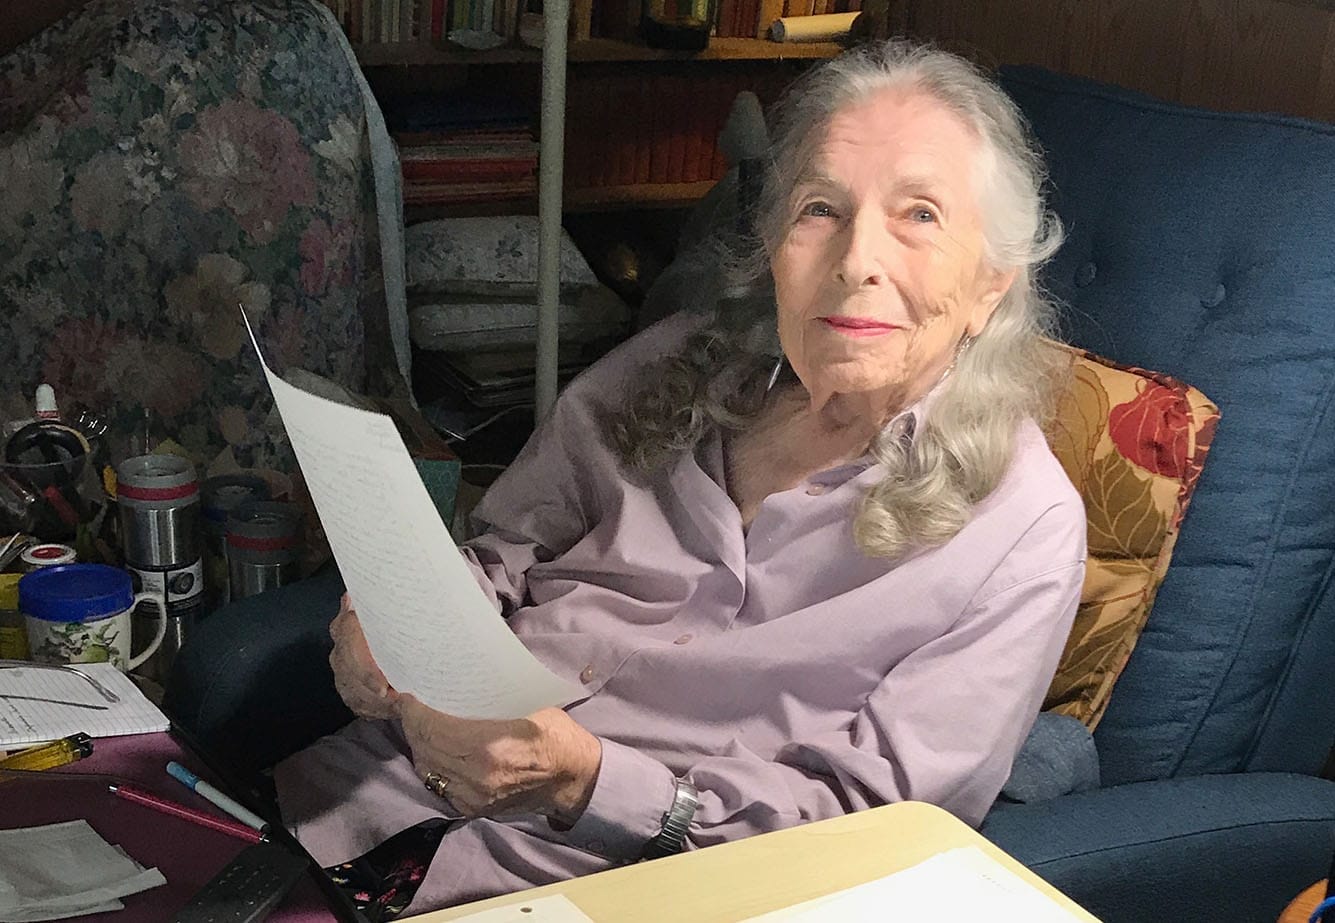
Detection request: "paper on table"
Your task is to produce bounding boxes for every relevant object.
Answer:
[0,819,166,922]
[741,846,1094,922]
[446,894,595,922]
[243,312,581,718]
[0,663,168,748]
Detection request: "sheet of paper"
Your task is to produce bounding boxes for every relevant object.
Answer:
[448,894,596,922]
[741,846,1094,922]
[0,819,166,921]
[244,313,581,718]
[0,663,169,748]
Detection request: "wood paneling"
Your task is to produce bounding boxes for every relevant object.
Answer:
[894,0,1335,123]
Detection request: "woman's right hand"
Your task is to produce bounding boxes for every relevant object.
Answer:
[329,593,400,720]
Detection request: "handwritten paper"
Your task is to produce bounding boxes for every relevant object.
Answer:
[741,847,1094,922]
[0,664,168,748]
[244,313,581,718]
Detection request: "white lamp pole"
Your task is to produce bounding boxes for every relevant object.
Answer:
[535,0,570,422]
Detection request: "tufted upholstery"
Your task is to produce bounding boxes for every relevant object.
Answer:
[980,66,1335,923]
[999,66,1335,788]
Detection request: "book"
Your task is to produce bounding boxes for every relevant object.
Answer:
[0,663,169,748]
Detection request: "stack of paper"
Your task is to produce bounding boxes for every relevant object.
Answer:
[0,820,166,921]
[0,663,169,749]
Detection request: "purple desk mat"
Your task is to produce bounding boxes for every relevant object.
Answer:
[0,731,337,922]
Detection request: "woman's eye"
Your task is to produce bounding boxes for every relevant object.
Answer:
[800,201,836,219]
[909,206,938,224]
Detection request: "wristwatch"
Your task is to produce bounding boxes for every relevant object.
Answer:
[642,777,699,859]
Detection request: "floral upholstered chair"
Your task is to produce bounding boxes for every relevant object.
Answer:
[0,0,410,479]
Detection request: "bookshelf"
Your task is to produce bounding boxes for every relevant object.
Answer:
[354,37,843,65]
[337,1,847,416]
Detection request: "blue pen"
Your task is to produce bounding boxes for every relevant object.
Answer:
[166,761,270,834]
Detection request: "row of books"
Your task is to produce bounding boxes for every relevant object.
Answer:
[563,70,787,189]
[392,71,792,199]
[387,95,539,206]
[319,0,859,46]
[319,0,523,44]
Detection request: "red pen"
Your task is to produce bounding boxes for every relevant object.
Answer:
[108,783,265,844]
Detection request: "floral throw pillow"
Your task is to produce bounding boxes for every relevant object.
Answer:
[1042,341,1220,727]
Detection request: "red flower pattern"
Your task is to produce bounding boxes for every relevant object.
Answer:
[1108,380,1193,479]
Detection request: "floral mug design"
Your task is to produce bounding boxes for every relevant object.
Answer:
[25,593,167,672]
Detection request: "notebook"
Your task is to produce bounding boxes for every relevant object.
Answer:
[0,663,169,748]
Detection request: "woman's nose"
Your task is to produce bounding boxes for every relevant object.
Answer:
[834,211,892,288]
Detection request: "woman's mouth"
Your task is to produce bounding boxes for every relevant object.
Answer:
[820,316,900,337]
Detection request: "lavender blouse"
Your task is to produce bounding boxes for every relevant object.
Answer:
[274,313,1086,913]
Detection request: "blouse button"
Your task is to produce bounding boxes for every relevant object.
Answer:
[674,633,692,645]
[805,483,827,496]
[579,665,596,684]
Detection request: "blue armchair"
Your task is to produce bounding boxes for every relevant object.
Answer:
[978,66,1335,923]
[167,64,1335,923]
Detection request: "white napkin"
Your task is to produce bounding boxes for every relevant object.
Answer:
[0,820,166,922]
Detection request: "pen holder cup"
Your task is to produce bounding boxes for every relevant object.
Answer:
[20,564,167,672]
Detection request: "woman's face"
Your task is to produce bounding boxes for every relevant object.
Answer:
[771,87,1015,417]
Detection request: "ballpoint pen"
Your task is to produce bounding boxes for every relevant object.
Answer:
[166,760,270,834]
[0,732,93,771]
[108,782,265,844]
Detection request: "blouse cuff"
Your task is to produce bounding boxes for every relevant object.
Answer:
[560,738,677,861]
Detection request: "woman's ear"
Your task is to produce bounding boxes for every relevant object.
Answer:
[967,267,1018,337]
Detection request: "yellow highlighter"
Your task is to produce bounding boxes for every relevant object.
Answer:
[0,732,94,771]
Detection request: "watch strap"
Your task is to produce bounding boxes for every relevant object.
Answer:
[641,777,699,859]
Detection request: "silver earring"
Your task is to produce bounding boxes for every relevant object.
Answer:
[765,356,784,393]
[946,335,975,378]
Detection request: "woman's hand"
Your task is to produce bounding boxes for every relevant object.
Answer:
[398,696,602,825]
[329,594,400,720]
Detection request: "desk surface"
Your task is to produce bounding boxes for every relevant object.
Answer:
[416,801,1099,922]
[0,732,334,922]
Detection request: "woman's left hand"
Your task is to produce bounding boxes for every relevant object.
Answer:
[398,696,603,825]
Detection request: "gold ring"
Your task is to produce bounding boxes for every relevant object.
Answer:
[423,771,450,798]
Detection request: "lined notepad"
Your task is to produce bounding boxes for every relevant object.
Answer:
[0,664,169,748]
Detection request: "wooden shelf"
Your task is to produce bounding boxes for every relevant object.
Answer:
[565,181,716,210]
[405,182,714,216]
[355,37,843,66]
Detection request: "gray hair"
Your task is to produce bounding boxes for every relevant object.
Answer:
[610,40,1067,559]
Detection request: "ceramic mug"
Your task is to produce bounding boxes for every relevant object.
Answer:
[20,564,167,671]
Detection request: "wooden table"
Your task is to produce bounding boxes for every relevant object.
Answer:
[416,801,1099,922]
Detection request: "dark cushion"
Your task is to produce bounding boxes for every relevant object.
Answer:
[163,564,351,783]
[1000,66,1335,785]
[983,772,1335,923]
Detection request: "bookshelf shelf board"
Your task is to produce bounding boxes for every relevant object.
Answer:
[570,37,844,62]
[355,37,843,66]
[565,181,716,209]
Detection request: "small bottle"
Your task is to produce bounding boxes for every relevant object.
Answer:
[34,384,59,421]
[640,0,715,50]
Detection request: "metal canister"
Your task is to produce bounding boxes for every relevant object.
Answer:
[115,454,203,681]
[200,474,270,612]
[226,501,302,600]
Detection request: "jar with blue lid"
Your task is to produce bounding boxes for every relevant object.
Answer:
[20,564,166,671]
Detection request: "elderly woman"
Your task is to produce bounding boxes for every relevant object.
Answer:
[276,39,1085,916]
